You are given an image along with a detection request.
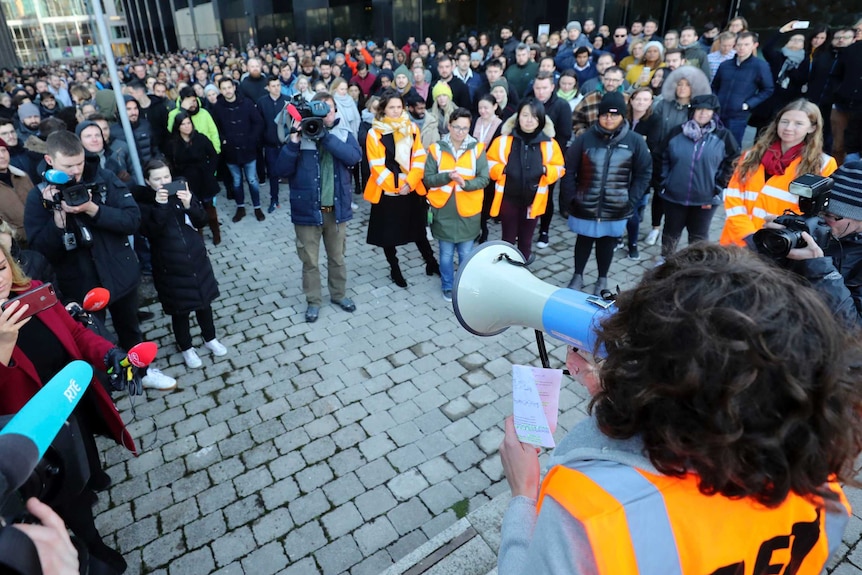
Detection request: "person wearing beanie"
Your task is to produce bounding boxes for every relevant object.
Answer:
[781,160,862,325]
[561,91,652,294]
[573,66,630,136]
[424,54,472,110]
[625,40,666,86]
[658,93,739,258]
[167,85,221,153]
[489,77,518,121]
[555,20,593,71]
[423,81,456,146]
[16,102,41,140]
[0,137,34,240]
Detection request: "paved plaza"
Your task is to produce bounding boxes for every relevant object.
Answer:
[91,183,862,574]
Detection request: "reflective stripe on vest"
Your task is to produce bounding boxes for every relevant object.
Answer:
[426,143,483,215]
[539,460,849,574]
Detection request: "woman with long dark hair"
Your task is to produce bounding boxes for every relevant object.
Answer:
[364,89,439,288]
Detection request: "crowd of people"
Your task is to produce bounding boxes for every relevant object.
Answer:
[2,12,862,574]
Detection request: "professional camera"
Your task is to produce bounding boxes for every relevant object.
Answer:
[43,169,96,208]
[752,174,834,259]
[287,94,330,141]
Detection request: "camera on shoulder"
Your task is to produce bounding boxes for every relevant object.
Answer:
[286,94,330,141]
[752,174,834,259]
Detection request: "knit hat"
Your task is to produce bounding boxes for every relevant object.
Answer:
[18,102,40,121]
[75,119,101,139]
[598,91,626,115]
[824,162,862,220]
[204,83,219,95]
[393,65,410,80]
[378,69,395,82]
[567,21,582,33]
[690,93,721,114]
[490,78,509,91]
[432,82,453,100]
[643,40,665,59]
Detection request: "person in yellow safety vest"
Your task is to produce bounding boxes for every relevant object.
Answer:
[486,98,564,261]
[423,107,490,303]
[498,243,862,575]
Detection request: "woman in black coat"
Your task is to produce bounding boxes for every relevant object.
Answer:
[164,111,222,244]
[133,159,226,370]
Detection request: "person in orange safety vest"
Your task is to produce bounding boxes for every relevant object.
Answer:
[498,243,862,574]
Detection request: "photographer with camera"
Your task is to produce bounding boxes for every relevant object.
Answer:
[276,92,362,323]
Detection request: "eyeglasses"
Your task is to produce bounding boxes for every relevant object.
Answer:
[449,125,470,132]
[820,212,844,222]
[614,34,627,38]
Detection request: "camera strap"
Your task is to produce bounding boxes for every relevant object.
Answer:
[0,525,42,575]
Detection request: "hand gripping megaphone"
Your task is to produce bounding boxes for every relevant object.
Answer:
[453,241,616,355]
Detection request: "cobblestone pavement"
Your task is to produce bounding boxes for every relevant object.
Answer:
[91,184,862,574]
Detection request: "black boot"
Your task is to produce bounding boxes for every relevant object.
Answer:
[385,248,407,288]
[417,238,440,276]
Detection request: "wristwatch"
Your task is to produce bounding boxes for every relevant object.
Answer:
[742,103,749,111]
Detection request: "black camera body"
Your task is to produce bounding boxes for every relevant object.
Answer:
[288,95,331,141]
[43,169,95,208]
[752,174,834,259]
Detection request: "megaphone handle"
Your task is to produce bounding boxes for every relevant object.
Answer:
[535,330,551,370]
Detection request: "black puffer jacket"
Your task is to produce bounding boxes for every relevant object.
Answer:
[164,133,219,200]
[790,232,862,327]
[132,185,219,315]
[561,121,652,221]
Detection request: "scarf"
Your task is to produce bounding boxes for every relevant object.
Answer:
[681,118,716,141]
[372,111,414,172]
[761,140,804,177]
[780,46,806,67]
[557,88,578,101]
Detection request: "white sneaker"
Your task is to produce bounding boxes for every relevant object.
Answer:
[204,338,228,356]
[351,201,359,210]
[182,348,202,369]
[142,367,177,391]
[645,229,660,246]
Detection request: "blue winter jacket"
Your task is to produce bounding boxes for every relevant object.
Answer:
[660,123,740,206]
[275,117,362,226]
[711,55,774,120]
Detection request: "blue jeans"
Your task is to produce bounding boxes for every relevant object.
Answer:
[228,161,261,208]
[626,192,650,248]
[725,117,749,150]
[264,146,281,204]
[439,239,474,291]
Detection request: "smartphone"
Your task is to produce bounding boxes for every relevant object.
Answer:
[163,178,188,196]
[792,21,810,29]
[1,283,59,319]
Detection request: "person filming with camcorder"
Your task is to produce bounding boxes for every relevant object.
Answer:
[757,162,862,326]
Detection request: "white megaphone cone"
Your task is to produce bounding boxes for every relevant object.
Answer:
[453,241,615,355]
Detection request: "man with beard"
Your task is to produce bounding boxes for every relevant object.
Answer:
[504,44,539,100]
[475,60,520,108]
[125,79,169,151]
[240,58,268,102]
[425,55,472,110]
[119,96,156,165]
[211,78,265,222]
[16,103,41,142]
[167,86,220,153]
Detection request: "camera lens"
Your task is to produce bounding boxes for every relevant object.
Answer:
[753,229,796,258]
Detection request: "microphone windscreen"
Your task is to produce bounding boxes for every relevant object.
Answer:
[127,342,158,368]
[0,434,39,496]
[82,287,110,312]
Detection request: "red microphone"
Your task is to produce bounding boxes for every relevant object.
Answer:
[82,287,110,312]
[124,342,158,368]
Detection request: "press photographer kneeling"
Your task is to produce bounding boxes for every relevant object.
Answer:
[757,162,862,326]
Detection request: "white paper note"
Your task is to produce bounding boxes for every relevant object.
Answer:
[512,365,562,448]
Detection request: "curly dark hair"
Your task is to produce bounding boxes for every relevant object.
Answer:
[592,243,862,507]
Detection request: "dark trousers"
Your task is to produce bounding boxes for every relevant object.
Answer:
[479,181,495,242]
[538,182,557,235]
[626,192,650,247]
[264,146,281,204]
[171,306,216,351]
[661,201,717,256]
[499,198,539,260]
[574,235,617,277]
[93,289,142,352]
[650,189,664,228]
[725,117,749,150]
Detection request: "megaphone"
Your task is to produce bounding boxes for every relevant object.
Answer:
[453,241,616,355]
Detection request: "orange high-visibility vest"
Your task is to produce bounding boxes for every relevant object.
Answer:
[538,460,850,574]
[720,153,837,247]
[486,134,564,219]
[425,141,485,217]
[364,123,427,204]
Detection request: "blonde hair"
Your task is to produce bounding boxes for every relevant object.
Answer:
[735,99,826,185]
[0,243,32,292]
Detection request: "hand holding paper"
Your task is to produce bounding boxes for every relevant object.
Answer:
[511,365,562,448]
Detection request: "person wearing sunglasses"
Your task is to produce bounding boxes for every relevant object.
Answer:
[768,161,862,326]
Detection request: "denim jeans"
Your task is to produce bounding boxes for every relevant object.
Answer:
[725,117,749,151]
[439,239,474,291]
[227,161,261,208]
[626,192,650,248]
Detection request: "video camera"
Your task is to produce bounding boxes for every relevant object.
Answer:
[42,169,97,208]
[752,174,834,259]
[286,94,330,141]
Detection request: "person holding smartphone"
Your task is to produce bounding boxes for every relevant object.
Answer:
[132,160,226,369]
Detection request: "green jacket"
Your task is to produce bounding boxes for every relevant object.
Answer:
[167,97,221,154]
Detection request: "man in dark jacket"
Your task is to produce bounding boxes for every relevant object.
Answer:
[24,130,176,390]
[119,96,157,166]
[711,31,774,146]
[258,76,289,213]
[831,32,862,164]
[211,77,265,222]
[240,58,268,102]
[425,55,472,110]
[806,27,853,150]
[531,72,573,249]
[275,93,362,323]
[554,21,593,72]
[500,26,520,63]
[125,80,169,152]
[505,44,539,99]
[0,119,35,182]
